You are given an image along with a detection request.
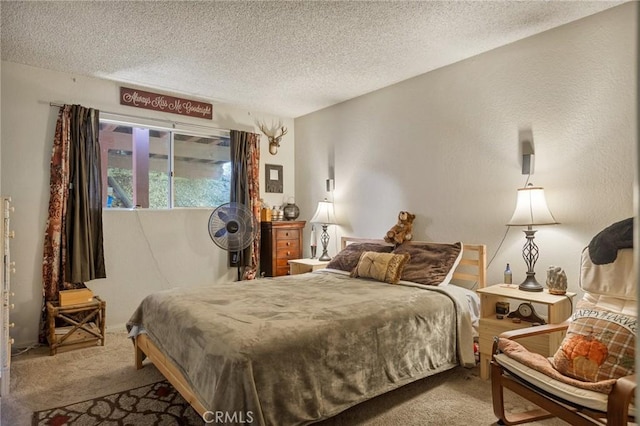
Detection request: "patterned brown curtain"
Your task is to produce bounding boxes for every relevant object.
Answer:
[230,130,260,280]
[40,105,106,340]
[244,133,260,280]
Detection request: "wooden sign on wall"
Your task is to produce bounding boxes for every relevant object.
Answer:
[120,87,213,120]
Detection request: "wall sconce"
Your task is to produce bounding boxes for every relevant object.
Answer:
[522,140,535,175]
[326,179,335,192]
[506,183,559,292]
[310,199,337,261]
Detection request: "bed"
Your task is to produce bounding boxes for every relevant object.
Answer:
[127,237,486,425]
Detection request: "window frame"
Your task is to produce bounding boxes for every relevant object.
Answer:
[99,116,231,210]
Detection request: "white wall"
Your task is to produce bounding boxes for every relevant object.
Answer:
[295,4,637,296]
[1,62,296,346]
[2,3,636,346]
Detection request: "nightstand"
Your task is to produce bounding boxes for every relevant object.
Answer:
[46,296,106,355]
[288,258,330,275]
[477,284,575,380]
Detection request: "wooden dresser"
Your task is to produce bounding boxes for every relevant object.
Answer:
[260,221,305,277]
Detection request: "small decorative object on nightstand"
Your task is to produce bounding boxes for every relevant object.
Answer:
[477,284,575,380]
[506,302,546,324]
[546,265,567,295]
[503,263,512,284]
[288,258,330,275]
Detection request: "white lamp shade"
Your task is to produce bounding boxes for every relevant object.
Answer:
[310,200,337,225]
[507,185,558,226]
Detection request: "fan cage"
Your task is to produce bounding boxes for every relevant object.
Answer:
[208,203,255,252]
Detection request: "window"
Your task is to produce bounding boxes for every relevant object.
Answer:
[99,120,231,209]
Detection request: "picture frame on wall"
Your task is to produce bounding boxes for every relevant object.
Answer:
[265,164,283,193]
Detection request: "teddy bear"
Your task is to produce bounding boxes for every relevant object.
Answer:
[384,211,416,246]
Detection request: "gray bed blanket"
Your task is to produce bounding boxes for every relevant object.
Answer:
[127,270,476,425]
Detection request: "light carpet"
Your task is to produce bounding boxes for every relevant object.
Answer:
[2,329,566,425]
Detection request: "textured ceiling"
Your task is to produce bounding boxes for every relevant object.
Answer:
[0,1,624,118]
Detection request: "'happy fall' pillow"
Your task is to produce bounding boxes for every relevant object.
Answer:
[552,300,635,383]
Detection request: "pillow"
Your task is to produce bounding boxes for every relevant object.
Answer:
[326,242,393,272]
[392,242,462,286]
[552,300,635,383]
[350,252,410,285]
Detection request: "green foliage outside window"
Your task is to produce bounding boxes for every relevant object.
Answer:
[174,172,230,208]
[108,168,230,209]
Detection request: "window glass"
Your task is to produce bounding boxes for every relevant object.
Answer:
[99,120,230,209]
[173,133,231,208]
[147,129,170,209]
[101,123,133,208]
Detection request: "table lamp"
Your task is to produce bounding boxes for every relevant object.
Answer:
[506,183,559,292]
[310,199,337,261]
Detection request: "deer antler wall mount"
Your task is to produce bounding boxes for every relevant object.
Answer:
[258,121,288,155]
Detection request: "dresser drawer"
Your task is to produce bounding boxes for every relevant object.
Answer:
[276,228,299,240]
[276,238,299,250]
[276,251,298,266]
[276,266,291,276]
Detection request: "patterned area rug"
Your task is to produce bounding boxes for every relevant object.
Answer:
[32,381,202,425]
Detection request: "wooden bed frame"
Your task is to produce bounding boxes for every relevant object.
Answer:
[134,238,487,418]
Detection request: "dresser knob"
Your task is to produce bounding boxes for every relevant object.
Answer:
[286,242,290,246]
[9,231,15,239]
[9,338,14,345]
[286,251,290,256]
[9,322,15,328]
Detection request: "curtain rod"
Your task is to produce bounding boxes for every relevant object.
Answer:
[48,102,231,134]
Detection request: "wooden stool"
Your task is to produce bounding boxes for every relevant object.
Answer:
[46,296,106,355]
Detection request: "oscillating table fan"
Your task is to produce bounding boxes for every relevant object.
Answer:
[208,202,256,280]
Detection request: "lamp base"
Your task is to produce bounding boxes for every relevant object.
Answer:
[317,224,332,262]
[318,252,332,262]
[519,274,544,292]
[318,223,331,262]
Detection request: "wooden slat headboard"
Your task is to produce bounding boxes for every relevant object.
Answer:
[340,237,487,290]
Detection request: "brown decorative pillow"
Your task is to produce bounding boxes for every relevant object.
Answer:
[350,252,411,284]
[392,242,462,286]
[552,300,635,382]
[326,243,393,272]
